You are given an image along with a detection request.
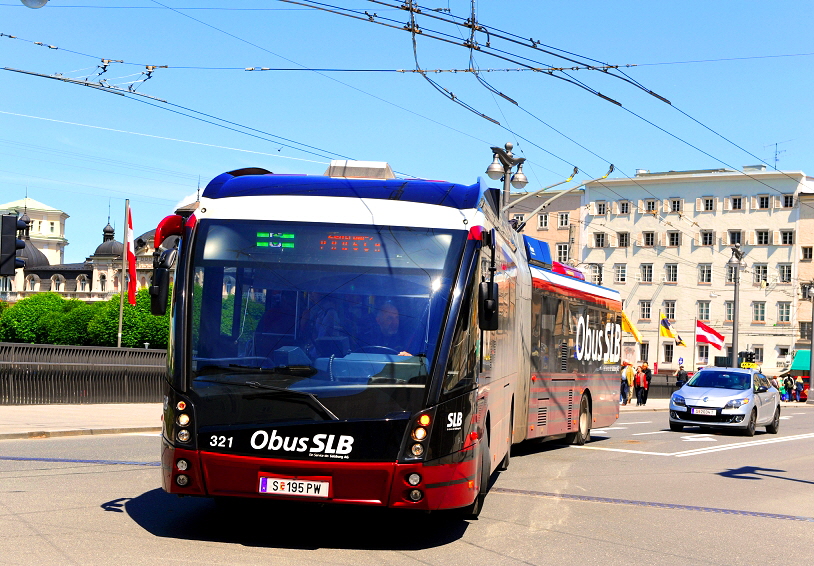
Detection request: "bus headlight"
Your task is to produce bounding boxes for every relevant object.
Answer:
[176,429,191,443]
[176,459,189,471]
[412,427,427,441]
[411,443,424,456]
[176,474,190,486]
[177,413,190,427]
[407,473,421,486]
[408,489,423,501]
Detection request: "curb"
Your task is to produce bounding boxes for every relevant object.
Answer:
[0,426,162,441]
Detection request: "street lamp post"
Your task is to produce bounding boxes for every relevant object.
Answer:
[728,243,746,368]
[485,142,528,211]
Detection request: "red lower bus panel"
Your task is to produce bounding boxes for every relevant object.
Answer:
[163,443,480,511]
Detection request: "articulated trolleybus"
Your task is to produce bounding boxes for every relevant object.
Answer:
[150,160,622,516]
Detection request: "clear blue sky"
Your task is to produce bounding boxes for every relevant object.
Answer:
[1,0,813,263]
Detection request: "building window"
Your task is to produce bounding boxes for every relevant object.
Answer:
[99,275,106,292]
[756,230,770,245]
[804,247,813,261]
[50,221,55,233]
[595,202,606,215]
[781,230,794,245]
[753,265,768,284]
[78,276,87,292]
[594,233,606,248]
[703,197,714,211]
[778,302,791,323]
[640,342,650,363]
[698,301,710,321]
[783,194,794,208]
[538,214,548,229]
[778,346,790,359]
[641,264,653,283]
[512,213,525,224]
[725,301,734,322]
[758,195,770,209]
[640,300,651,320]
[667,231,680,246]
[590,265,603,285]
[698,344,709,364]
[731,196,742,210]
[664,343,674,363]
[614,264,627,283]
[643,232,655,246]
[619,201,630,214]
[778,264,792,283]
[753,347,764,363]
[729,230,741,245]
[51,276,61,291]
[700,231,714,246]
[556,244,569,263]
[618,232,630,247]
[670,199,682,213]
[664,300,676,320]
[645,200,657,213]
[726,264,737,283]
[698,264,712,284]
[753,302,766,322]
[558,212,569,228]
[665,264,678,283]
[800,322,812,340]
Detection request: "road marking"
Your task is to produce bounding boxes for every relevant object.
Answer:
[632,431,668,436]
[792,412,807,415]
[673,433,814,458]
[591,430,608,434]
[779,416,792,420]
[619,421,652,425]
[574,432,814,458]
[602,426,628,430]
[681,435,717,442]
[491,487,814,522]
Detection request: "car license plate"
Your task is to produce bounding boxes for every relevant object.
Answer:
[258,476,330,498]
[691,408,716,416]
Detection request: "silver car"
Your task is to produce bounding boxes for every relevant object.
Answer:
[669,367,780,436]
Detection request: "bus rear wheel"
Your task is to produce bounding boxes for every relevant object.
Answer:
[564,394,591,445]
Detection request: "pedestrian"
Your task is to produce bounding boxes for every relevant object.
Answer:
[620,361,634,405]
[634,365,646,406]
[795,376,805,402]
[673,365,688,387]
[769,375,779,390]
[640,362,652,406]
[783,376,794,402]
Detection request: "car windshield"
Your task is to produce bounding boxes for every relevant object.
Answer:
[187,219,466,423]
[686,370,751,390]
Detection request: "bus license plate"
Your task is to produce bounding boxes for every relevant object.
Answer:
[258,476,330,498]
[691,408,716,416]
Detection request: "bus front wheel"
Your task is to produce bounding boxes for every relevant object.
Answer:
[564,394,591,445]
[460,431,490,519]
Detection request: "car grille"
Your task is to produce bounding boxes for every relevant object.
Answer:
[673,406,742,424]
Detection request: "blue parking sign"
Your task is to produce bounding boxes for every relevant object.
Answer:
[678,357,684,365]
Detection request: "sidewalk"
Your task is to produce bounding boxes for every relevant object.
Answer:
[0,399,810,440]
[0,403,163,440]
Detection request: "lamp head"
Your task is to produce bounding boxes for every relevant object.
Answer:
[21,0,48,7]
[486,154,504,180]
[510,163,528,189]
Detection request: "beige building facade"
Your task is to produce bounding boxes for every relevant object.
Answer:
[508,189,583,265]
[581,166,811,375]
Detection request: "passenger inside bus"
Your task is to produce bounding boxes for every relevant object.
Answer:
[357,301,413,356]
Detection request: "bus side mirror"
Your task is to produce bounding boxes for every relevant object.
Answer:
[150,248,177,316]
[478,281,499,331]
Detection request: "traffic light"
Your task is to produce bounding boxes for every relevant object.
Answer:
[0,215,28,276]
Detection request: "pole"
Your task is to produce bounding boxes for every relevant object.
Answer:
[809,284,814,392]
[655,310,661,372]
[692,317,697,372]
[732,261,740,368]
[502,168,511,212]
[117,199,128,348]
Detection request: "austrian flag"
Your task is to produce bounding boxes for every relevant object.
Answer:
[126,207,136,305]
[696,320,725,350]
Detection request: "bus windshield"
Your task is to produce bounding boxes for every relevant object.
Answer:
[188,219,466,423]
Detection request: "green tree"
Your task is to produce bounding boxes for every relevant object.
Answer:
[0,292,66,343]
[49,302,106,345]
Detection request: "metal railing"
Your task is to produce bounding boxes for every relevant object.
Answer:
[0,342,167,405]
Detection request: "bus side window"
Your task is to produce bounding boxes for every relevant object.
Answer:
[441,279,478,398]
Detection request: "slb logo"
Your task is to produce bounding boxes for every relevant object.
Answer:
[447,412,463,430]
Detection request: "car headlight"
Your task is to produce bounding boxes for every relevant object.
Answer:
[671,394,686,407]
[724,398,750,409]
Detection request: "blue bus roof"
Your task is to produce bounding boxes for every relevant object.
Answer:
[202,171,493,210]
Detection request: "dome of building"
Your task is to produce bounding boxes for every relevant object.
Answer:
[93,223,123,257]
[19,238,49,268]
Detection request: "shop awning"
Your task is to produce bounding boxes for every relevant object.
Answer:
[790,350,810,374]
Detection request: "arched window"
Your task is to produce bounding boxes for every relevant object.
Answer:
[51,275,64,292]
[99,274,107,292]
[26,275,38,292]
[77,275,88,292]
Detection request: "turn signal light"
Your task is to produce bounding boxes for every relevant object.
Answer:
[418,414,431,426]
[176,401,186,411]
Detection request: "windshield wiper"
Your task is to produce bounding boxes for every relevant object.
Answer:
[197,364,318,377]
[195,378,339,421]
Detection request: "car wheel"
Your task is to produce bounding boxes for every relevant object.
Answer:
[669,421,684,432]
[743,409,757,437]
[564,394,591,445]
[765,406,780,434]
